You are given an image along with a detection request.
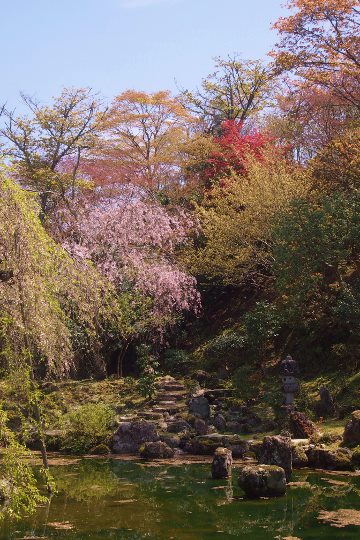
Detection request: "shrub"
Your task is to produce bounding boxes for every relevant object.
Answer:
[162,348,192,375]
[61,403,114,454]
[243,302,281,358]
[232,365,259,403]
[136,345,159,399]
[203,330,247,371]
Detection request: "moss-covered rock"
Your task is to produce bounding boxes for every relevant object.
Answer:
[139,441,174,459]
[238,464,287,498]
[307,446,353,470]
[343,411,360,445]
[352,445,360,466]
[292,444,309,468]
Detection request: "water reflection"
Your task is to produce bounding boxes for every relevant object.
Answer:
[1,459,360,539]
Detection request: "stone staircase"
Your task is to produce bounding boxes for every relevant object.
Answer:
[131,376,189,425]
[152,376,188,415]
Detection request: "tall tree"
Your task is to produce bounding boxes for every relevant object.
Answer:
[272,0,360,109]
[83,90,193,192]
[0,88,105,216]
[181,55,274,133]
[266,84,356,162]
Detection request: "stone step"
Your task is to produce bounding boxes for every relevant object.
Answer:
[157,393,185,402]
[137,411,164,420]
[152,405,186,414]
[117,415,139,422]
[163,384,186,392]
[156,400,177,407]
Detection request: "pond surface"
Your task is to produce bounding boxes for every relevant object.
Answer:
[1,457,360,539]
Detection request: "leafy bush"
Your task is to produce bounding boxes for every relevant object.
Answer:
[203,330,247,370]
[243,301,281,358]
[61,403,114,454]
[136,345,159,399]
[272,192,360,369]
[232,365,259,403]
[162,348,192,375]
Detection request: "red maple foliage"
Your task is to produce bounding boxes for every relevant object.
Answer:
[204,120,270,182]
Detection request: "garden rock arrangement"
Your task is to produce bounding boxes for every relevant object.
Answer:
[238,464,287,498]
[111,377,359,476]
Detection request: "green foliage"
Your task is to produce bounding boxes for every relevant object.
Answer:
[295,386,315,418]
[243,301,281,358]
[162,348,192,375]
[272,191,360,368]
[61,403,114,454]
[232,365,258,403]
[183,151,308,286]
[204,330,246,368]
[0,167,135,377]
[136,345,159,399]
[0,408,47,521]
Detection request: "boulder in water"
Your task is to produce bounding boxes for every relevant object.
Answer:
[212,447,232,479]
[238,464,287,498]
[140,441,174,459]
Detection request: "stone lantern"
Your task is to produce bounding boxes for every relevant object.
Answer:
[279,355,299,407]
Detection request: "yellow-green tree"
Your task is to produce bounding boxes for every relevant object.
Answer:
[182,149,309,286]
[0,88,105,216]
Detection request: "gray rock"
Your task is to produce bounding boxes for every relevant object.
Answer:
[140,441,174,459]
[184,433,249,457]
[212,447,232,479]
[160,434,181,448]
[189,396,210,420]
[223,436,249,458]
[113,420,158,454]
[259,434,292,481]
[213,412,226,432]
[343,410,360,445]
[238,464,287,498]
[167,419,192,434]
[226,421,245,434]
[194,417,209,435]
[316,386,336,418]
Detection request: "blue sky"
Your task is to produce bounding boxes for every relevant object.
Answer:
[1,0,286,110]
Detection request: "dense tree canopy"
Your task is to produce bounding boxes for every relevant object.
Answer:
[272,0,360,108]
[83,90,193,193]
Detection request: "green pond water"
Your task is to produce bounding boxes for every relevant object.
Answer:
[1,458,360,539]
